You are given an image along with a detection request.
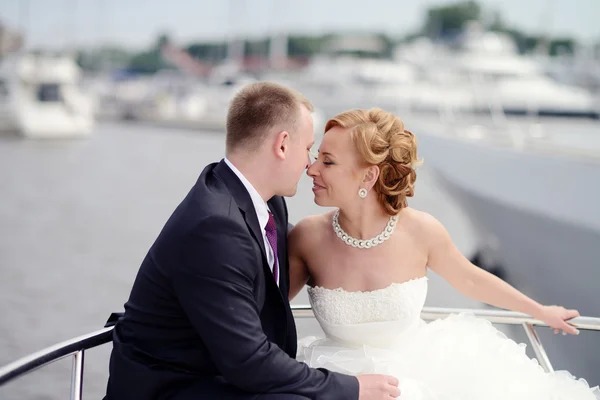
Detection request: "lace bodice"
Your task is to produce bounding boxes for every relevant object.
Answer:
[306,277,428,346]
[308,276,428,325]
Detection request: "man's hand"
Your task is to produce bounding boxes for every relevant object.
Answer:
[357,374,400,399]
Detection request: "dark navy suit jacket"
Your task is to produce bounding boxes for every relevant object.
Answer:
[104,160,358,399]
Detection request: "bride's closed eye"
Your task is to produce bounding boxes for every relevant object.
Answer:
[309,149,335,165]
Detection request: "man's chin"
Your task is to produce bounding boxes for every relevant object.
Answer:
[280,186,298,198]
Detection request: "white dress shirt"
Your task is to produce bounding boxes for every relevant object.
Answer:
[224,158,279,285]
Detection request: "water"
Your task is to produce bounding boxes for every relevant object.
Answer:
[0,121,481,399]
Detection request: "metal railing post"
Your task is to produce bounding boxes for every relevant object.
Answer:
[522,323,554,373]
[70,350,85,400]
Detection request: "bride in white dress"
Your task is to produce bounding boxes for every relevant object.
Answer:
[288,108,599,399]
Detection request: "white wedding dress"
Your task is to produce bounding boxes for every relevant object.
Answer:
[297,276,599,399]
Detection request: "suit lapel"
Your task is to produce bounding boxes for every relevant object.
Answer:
[267,199,291,351]
[242,209,268,262]
[214,161,284,297]
[214,160,267,260]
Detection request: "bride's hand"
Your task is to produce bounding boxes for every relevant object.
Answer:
[538,305,580,335]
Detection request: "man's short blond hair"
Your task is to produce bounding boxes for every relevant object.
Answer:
[225,82,313,153]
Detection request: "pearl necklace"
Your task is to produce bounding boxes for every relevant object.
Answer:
[332,210,398,248]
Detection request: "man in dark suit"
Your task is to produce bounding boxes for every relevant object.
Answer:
[104,82,399,399]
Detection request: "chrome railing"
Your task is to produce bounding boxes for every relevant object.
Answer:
[1,306,599,399]
[0,326,113,400]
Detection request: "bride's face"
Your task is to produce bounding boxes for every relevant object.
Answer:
[307,126,365,207]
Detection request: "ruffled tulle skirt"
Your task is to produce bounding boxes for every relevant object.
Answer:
[298,313,599,399]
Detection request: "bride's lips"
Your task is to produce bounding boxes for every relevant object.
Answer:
[312,182,326,193]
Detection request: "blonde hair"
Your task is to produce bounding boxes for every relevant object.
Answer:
[226,82,313,152]
[325,108,422,215]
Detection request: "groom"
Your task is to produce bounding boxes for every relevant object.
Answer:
[104,82,399,399]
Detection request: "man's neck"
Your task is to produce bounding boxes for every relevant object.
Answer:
[225,155,273,202]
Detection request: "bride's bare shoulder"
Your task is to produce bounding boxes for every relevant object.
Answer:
[289,212,333,246]
[401,207,448,242]
[401,207,444,232]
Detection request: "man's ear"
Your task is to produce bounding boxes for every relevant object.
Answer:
[274,130,290,160]
[363,165,380,190]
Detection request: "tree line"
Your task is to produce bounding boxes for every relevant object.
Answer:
[76,1,594,74]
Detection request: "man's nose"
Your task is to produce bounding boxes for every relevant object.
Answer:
[306,161,317,176]
[305,153,314,169]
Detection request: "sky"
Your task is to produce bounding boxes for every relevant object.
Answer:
[0,0,598,50]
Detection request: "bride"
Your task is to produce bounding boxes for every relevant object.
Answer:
[288,108,599,399]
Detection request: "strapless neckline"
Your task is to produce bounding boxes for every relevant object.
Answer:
[308,276,428,295]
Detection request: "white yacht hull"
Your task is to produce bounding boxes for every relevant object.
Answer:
[0,54,95,139]
[0,106,93,138]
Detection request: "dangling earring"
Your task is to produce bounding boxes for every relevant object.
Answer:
[358,188,367,198]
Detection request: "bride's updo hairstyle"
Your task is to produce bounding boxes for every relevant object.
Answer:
[324,108,422,215]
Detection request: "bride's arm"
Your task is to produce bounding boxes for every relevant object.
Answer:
[423,213,580,335]
[288,223,311,301]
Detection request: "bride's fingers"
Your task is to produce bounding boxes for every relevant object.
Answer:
[565,309,580,320]
[387,384,401,398]
[554,328,560,334]
[386,376,399,387]
[559,320,579,335]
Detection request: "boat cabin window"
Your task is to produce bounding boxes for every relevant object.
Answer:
[37,83,62,102]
